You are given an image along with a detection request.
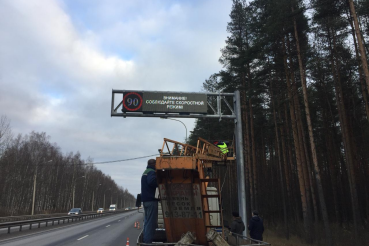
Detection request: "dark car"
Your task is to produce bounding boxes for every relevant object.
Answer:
[68,208,82,215]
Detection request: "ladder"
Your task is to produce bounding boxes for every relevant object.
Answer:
[200,178,224,237]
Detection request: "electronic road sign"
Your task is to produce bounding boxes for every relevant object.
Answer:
[121,91,207,114]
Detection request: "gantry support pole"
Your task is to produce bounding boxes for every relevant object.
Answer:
[234,90,247,235]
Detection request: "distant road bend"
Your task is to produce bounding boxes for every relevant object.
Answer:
[0,211,143,246]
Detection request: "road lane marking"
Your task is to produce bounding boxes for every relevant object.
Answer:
[0,213,126,244]
[106,225,110,227]
[77,235,89,240]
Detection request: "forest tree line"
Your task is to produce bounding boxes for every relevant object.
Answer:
[0,115,136,216]
[189,0,369,245]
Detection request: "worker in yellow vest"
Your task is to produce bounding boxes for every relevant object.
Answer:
[214,141,229,154]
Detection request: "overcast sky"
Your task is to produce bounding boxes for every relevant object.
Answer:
[0,0,232,195]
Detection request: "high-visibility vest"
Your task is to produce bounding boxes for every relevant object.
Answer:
[217,143,229,154]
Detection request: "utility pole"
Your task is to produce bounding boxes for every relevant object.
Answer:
[92,191,94,211]
[73,176,85,208]
[234,91,247,235]
[104,188,110,209]
[92,183,102,211]
[32,159,52,215]
[31,164,38,216]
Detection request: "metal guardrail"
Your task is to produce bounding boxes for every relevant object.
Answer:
[226,232,271,246]
[0,211,98,223]
[0,210,131,234]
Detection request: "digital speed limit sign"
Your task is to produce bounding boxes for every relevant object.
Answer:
[122,92,143,112]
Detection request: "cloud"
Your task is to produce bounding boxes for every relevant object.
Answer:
[0,0,232,195]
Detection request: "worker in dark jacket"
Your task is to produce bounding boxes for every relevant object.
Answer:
[248,210,264,241]
[141,159,158,244]
[230,211,245,235]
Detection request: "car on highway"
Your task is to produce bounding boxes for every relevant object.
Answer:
[109,204,117,212]
[97,208,104,213]
[125,208,129,210]
[68,208,82,215]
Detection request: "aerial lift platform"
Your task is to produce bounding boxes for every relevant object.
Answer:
[156,137,229,245]
[137,137,270,246]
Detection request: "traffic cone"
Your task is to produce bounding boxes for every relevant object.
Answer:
[134,221,137,228]
[126,238,129,246]
[137,222,140,229]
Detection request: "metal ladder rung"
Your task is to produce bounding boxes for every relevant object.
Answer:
[200,178,219,182]
[201,195,219,198]
[203,210,221,213]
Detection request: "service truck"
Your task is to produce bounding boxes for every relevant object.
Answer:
[109,204,116,212]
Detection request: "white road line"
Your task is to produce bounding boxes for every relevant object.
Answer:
[106,225,110,227]
[0,213,126,244]
[77,235,89,241]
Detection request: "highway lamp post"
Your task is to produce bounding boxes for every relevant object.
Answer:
[92,184,101,211]
[160,118,188,143]
[122,192,126,209]
[103,188,111,209]
[111,192,117,205]
[32,159,52,215]
[72,176,85,208]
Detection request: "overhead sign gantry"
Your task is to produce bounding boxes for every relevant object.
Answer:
[111,90,236,119]
[111,89,247,235]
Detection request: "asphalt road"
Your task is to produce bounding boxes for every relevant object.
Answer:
[0,211,144,246]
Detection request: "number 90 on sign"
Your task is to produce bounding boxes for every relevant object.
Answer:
[122,92,143,112]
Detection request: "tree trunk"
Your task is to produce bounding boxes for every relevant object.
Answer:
[249,98,258,210]
[327,25,359,238]
[346,8,369,120]
[292,12,332,246]
[271,79,289,239]
[348,0,369,96]
[279,104,292,217]
[282,35,311,242]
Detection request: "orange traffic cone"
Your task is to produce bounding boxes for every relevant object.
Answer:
[137,222,140,229]
[126,238,129,246]
[134,221,137,228]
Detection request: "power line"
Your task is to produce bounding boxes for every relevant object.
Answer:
[90,154,159,165]
[1,154,160,166]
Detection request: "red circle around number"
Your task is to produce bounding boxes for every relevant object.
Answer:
[123,92,143,111]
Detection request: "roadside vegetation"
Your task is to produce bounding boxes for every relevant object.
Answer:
[0,115,135,216]
[189,0,369,245]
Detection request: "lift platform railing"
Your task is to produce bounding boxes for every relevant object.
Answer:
[160,138,197,157]
[159,138,227,162]
[196,137,224,159]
